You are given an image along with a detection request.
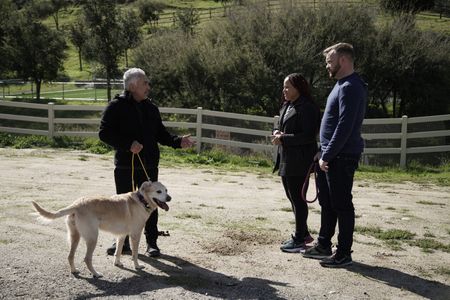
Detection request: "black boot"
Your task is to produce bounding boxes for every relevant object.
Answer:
[106,236,132,256]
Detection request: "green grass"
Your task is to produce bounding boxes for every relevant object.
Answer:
[356,163,450,186]
[355,225,415,241]
[409,238,450,253]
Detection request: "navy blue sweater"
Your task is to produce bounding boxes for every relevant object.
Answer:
[320,72,367,162]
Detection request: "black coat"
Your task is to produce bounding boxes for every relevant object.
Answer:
[273,97,320,177]
[99,92,181,170]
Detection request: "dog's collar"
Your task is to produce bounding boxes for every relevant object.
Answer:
[136,191,151,212]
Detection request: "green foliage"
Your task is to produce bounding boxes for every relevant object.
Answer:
[0,133,112,154]
[7,8,67,100]
[175,7,200,35]
[137,0,167,24]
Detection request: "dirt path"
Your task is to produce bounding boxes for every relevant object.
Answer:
[0,148,449,299]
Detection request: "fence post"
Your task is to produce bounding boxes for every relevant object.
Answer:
[196,107,203,154]
[48,102,55,138]
[62,82,65,100]
[400,115,408,168]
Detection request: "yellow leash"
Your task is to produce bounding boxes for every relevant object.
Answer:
[131,153,150,192]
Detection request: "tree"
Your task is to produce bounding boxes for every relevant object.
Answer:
[68,19,87,71]
[82,0,127,101]
[9,13,67,100]
[0,0,17,78]
[136,0,165,27]
[175,7,200,36]
[120,9,143,67]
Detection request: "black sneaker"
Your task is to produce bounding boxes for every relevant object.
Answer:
[302,243,332,259]
[282,234,313,245]
[320,253,352,268]
[280,236,306,253]
[145,243,160,257]
[106,241,132,256]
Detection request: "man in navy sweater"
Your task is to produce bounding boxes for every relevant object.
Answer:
[303,43,367,267]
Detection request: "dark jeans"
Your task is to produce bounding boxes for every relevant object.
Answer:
[281,176,310,242]
[114,167,159,245]
[316,154,359,256]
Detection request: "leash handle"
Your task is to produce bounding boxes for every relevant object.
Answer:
[131,153,150,192]
[301,162,319,203]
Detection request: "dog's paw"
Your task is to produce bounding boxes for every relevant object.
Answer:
[71,269,80,275]
[92,273,103,279]
[134,264,145,270]
[114,261,123,267]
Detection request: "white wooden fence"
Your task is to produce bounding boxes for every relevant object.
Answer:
[0,100,449,167]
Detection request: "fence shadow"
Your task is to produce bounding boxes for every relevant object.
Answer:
[73,254,288,299]
[348,262,450,300]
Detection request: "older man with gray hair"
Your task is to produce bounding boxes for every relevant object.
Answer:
[99,68,194,257]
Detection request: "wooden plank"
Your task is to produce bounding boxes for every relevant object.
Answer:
[406,145,450,154]
[0,126,47,135]
[362,132,402,140]
[0,113,48,123]
[408,114,450,124]
[363,118,403,125]
[0,100,48,110]
[363,148,401,154]
[201,124,271,137]
[407,130,450,139]
[201,137,273,151]
[163,121,197,129]
[54,118,101,124]
[202,109,274,123]
[54,105,105,111]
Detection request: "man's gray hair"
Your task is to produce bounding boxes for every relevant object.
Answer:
[123,68,147,90]
[323,42,355,62]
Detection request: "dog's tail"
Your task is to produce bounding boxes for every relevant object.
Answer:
[32,201,76,220]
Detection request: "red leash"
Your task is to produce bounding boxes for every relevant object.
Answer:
[301,161,319,203]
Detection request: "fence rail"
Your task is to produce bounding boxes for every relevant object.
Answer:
[0,100,449,167]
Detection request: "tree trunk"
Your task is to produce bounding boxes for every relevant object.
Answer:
[392,89,397,118]
[125,50,128,68]
[35,79,41,101]
[106,74,111,102]
[78,49,83,71]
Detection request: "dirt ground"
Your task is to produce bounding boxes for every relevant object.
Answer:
[0,148,449,300]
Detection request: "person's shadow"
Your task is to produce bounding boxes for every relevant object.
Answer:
[348,262,450,300]
[74,254,288,300]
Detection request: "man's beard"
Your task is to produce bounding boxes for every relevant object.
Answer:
[328,63,341,79]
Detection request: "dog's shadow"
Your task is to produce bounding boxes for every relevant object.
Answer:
[74,254,287,300]
[348,262,450,300]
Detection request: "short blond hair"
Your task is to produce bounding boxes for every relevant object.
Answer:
[323,42,355,62]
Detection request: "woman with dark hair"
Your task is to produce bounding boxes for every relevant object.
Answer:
[272,73,321,253]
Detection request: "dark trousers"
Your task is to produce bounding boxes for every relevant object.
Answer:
[281,176,310,242]
[114,167,159,245]
[316,154,359,256]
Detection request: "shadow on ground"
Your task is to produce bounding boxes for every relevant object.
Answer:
[348,262,450,300]
[73,254,288,299]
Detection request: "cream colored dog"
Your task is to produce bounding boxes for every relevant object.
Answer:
[32,181,171,278]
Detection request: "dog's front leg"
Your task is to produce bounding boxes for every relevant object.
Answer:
[114,236,126,267]
[130,233,144,270]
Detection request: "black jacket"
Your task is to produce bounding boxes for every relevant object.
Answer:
[99,92,181,169]
[273,96,320,177]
